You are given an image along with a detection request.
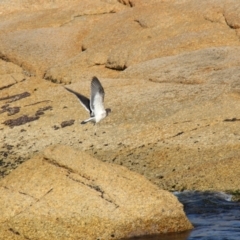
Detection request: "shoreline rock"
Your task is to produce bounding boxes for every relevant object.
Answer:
[0,145,192,240]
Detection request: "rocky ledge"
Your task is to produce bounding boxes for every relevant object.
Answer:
[0,145,192,239]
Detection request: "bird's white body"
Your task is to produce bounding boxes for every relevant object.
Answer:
[84,111,107,124]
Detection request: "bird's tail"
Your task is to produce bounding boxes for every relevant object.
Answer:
[81,117,95,124]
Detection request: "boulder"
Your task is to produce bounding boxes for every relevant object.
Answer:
[45,0,240,83]
[0,0,125,77]
[120,46,240,84]
[0,145,192,240]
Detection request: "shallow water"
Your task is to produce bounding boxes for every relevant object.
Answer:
[123,191,240,240]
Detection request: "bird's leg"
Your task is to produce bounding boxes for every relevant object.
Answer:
[94,123,97,136]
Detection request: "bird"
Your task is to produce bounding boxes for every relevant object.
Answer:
[64,76,111,125]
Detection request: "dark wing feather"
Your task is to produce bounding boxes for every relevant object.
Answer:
[64,87,92,114]
[90,76,105,112]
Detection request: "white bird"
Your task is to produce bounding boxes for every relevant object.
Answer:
[64,76,111,125]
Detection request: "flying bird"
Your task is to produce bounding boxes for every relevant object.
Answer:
[64,76,111,125]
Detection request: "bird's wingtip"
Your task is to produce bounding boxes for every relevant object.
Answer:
[63,86,71,91]
[92,76,98,80]
[92,76,101,84]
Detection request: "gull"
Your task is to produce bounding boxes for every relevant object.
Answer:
[64,76,111,125]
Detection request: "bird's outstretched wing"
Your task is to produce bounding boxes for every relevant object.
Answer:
[90,77,105,115]
[64,87,92,114]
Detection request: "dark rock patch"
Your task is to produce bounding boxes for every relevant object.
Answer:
[61,119,75,128]
[0,105,20,116]
[0,155,25,178]
[0,92,30,103]
[3,115,39,127]
[2,105,53,127]
[223,118,240,122]
[0,104,9,114]
[24,100,52,107]
[7,107,20,116]
[35,106,52,116]
[0,82,16,90]
[52,125,60,130]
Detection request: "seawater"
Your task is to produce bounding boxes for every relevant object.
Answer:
[123,191,240,240]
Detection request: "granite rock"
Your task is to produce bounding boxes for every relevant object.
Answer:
[0,145,192,239]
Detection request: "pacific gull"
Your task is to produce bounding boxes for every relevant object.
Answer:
[64,76,111,125]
